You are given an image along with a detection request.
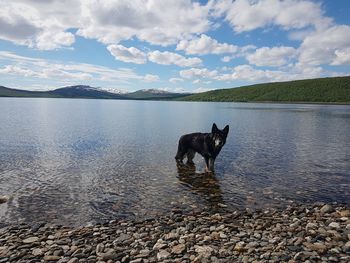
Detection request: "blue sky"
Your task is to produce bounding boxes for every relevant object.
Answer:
[0,0,349,92]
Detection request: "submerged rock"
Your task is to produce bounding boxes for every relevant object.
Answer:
[0,196,8,204]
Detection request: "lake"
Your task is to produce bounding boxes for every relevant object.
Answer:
[0,98,349,227]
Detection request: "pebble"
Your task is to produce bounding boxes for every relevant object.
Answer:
[171,244,186,254]
[22,236,39,243]
[157,250,170,260]
[0,203,348,263]
[328,222,340,229]
[320,204,333,214]
[0,196,8,204]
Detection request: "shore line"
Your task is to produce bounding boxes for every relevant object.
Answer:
[1,202,350,262]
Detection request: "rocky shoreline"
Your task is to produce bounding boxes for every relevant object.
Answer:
[1,203,350,263]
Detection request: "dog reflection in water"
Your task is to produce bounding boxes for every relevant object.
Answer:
[176,162,224,206]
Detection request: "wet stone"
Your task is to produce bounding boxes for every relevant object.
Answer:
[0,202,349,263]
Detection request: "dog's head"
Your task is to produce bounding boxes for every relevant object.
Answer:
[211,123,229,148]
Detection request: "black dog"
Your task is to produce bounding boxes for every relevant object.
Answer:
[175,123,229,172]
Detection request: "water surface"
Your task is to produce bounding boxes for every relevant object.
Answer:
[0,98,349,226]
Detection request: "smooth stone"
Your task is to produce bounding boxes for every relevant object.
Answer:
[164,232,178,240]
[171,244,186,254]
[153,240,167,250]
[0,196,8,204]
[157,250,170,260]
[328,222,340,229]
[99,249,118,261]
[53,250,64,256]
[320,204,334,214]
[194,245,214,258]
[67,258,79,263]
[343,241,350,252]
[306,222,317,230]
[43,255,61,261]
[22,237,39,243]
[303,242,327,253]
[32,248,43,256]
[114,234,131,244]
[96,243,104,254]
[339,210,350,217]
[136,249,150,258]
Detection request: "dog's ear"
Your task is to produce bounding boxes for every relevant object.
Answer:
[212,123,218,133]
[223,125,229,136]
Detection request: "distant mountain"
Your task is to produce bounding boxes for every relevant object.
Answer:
[48,85,125,99]
[126,89,190,99]
[2,76,350,103]
[0,85,190,100]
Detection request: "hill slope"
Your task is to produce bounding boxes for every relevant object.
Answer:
[180,76,350,103]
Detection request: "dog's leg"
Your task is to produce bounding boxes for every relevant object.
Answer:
[175,144,186,164]
[204,156,210,172]
[204,157,215,172]
[208,158,215,172]
[186,149,195,165]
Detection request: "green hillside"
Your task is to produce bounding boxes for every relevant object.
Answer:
[0,86,57,98]
[180,76,350,103]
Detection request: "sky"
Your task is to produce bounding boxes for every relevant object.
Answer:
[0,0,350,93]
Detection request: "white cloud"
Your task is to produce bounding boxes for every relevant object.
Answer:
[143,74,160,82]
[0,0,214,49]
[169,78,184,83]
[246,46,297,67]
[299,25,350,66]
[0,51,158,88]
[213,64,332,83]
[221,45,257,62]
[106,45,202,67]
[148,51,202,67]
[216,0,332,33]
[176,34,237,55]
[78,0,212,46]
[332,48,350,66]
[107,45,147,64]
[0,65,37,77]
[179,68,218,79]
[0,0,78,50]
[177,63,341,84]
[193,87,213,93]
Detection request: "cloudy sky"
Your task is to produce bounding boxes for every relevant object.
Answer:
[0,0,349,92]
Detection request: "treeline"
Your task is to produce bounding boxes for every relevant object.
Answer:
[180,76,350,103]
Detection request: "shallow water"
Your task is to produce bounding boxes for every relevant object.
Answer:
[0,98,349,226]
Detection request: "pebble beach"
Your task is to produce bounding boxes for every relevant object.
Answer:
[1,202,350,263]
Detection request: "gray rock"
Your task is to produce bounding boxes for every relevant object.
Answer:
[171,244,186,254]
[320,204,333,214]
[157,250,170,260]
[136,249,150,258]
[98,248,118,261]
[343,241,350,253]
[67,258,79,263]
[194,245,214,258]
[43,255,62,261]
[96,243,104,254]
[328,222,340,229]
[32,248,43,256]
[22,237,39,243]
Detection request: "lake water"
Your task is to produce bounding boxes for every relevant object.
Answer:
[0,98,349,227]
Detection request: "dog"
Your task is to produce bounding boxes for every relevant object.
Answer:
[175,123,229,172]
